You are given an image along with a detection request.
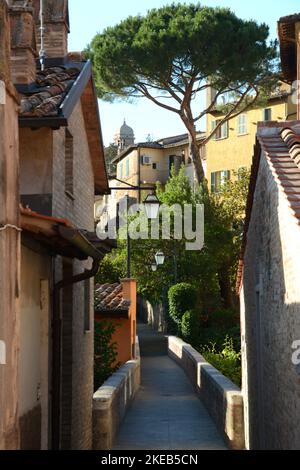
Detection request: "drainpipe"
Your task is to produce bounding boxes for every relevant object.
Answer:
[51,228,102,450]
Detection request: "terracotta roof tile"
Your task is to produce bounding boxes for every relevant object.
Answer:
[20,66,80,117]
[94,283,131,313]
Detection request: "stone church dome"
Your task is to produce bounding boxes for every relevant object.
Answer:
[119,120,134,138]
[114,119,135,153]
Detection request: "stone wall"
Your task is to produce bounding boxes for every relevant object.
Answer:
[241,142,300,449]
[168,336,245,450]
[93,338,141,450]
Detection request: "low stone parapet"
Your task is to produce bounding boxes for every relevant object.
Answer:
[168,336,245,450]
[93,337,140,450]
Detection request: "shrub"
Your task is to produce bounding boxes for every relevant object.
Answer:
[208,308,239,329]
[168,283,197,324]
[94,320,120,391]
[181,309,200,344]
[201,336,241,387]
[196,325,241,353]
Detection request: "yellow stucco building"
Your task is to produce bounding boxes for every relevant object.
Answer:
[111,132,206,202]
[206,88,297,192]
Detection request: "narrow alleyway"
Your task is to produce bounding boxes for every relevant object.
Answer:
[113,324,227,450]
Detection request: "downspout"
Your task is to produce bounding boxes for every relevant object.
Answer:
[51,228,102,450]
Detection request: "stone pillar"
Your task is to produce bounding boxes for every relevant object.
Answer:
[296,22,300,120]
[121,279,137,359]
[0,0,21,450]
[9,0,37,84]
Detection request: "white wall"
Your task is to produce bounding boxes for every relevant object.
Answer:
[20,245,51,449]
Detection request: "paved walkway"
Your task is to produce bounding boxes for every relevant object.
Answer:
[114,324,227,450]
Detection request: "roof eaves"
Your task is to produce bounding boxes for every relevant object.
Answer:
[18,60,92,129]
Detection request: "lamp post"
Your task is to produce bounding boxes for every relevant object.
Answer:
[125,192,160,278]
[152,248,177,283]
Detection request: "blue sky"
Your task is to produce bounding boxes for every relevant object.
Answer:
[68,0,300,146]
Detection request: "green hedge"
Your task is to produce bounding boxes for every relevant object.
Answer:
[168,283,197,324]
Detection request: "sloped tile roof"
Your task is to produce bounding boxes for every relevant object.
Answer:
[236,122,300,292]
[20,66,80,117]
[95,283,131,313]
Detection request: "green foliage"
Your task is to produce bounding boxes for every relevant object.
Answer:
[181,310,200,344]
[208,308,239,329]
[201,336,241,387]
[94,321,120,391]
[196,326,241,354]
[104,143,118,176]
[88,4,278,100]
[88,2,278,183]
[168,283,197,324]
[95,254,125,285]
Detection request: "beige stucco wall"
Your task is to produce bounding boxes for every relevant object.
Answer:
[115,141,199,203]
[19,245,51,449]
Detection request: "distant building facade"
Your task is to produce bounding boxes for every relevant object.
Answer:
[206,86,297,192]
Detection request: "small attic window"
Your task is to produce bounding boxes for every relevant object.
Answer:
[65,129,74,197]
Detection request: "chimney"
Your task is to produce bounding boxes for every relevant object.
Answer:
[206,83,217,110]
[9,0,37,84]
[33,0,70,59]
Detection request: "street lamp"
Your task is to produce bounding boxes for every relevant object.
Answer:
[144,193,160,220]
[151,262,158,272]
[155,251,165,266]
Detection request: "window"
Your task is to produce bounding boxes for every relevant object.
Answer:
[212,120,229,140]
[65,129,74,196]
[237,114,247,135]
[263,108,272,121]
[152,163,158,170]
[84,276,91,332]
[125,159,129,177]
[119,162,123,178]
[211,170,231,193]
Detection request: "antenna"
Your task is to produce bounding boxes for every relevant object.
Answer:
[39,0,46,71]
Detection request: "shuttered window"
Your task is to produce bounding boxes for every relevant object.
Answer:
[211,170,231,192]
[237,114,247,135]
[212,120,229,140]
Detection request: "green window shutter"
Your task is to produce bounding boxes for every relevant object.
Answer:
[212,120,217,140]
[211,172,216,192]
[126,159,129,177]
[120,162,123,178]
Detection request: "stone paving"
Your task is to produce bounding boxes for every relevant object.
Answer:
[113,324,227,450]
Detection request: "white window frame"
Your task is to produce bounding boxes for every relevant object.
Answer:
[237,114,247,135]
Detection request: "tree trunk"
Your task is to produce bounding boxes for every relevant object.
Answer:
[183,118,205,185]
[218,265,234,309]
